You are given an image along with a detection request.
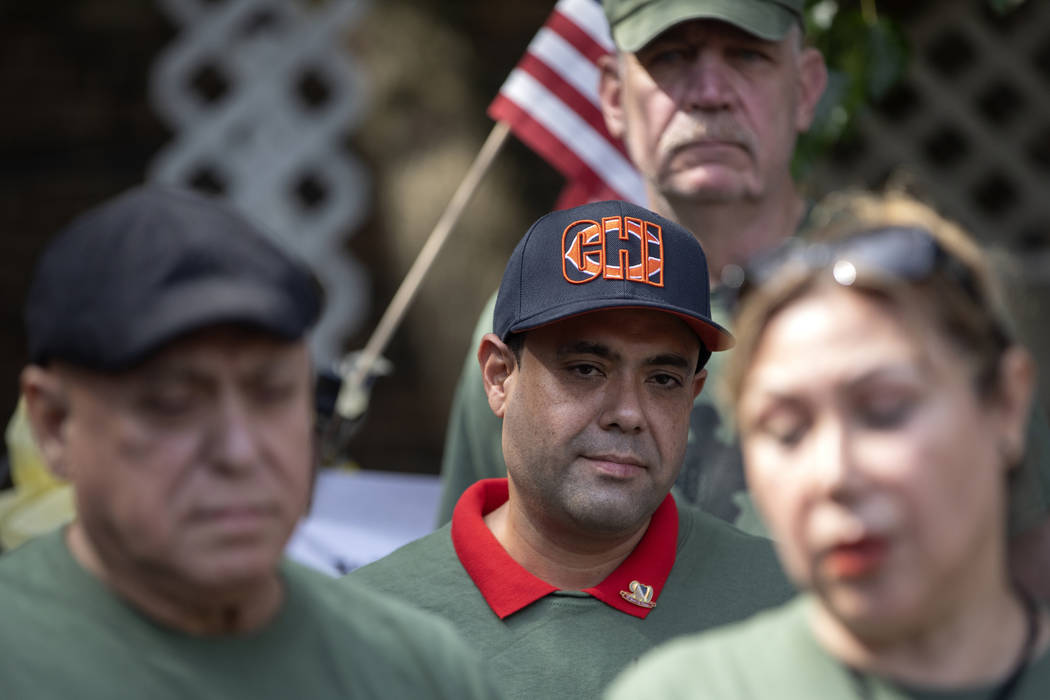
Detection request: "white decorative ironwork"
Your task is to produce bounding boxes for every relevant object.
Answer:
[149,0,371,365]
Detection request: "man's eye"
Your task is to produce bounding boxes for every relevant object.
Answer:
[643,45,692,67]
[254,381,296,403]
[654,48,686,62]
[568,363,603,378]
[140,394,193,417]
[729,47,769,63]
[649,372,684,389]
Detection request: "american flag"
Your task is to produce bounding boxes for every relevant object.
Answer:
[487,0,647,209]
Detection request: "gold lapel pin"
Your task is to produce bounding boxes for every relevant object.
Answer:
[620,580,656,609]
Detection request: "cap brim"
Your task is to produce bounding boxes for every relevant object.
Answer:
[506,299,735,352]
[614,0,798,52]
[107,280,313,370]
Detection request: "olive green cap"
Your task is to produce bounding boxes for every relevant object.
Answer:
[604,0,805,52]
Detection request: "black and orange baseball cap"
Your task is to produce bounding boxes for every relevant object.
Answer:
[25,184,322,371]
[493,200,733,361]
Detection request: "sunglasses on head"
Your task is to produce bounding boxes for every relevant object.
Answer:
[729,225,983,308]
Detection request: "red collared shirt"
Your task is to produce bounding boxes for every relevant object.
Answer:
[450,478,678,620]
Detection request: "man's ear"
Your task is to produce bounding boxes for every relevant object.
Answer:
[20,365,73,480]
[691,368,708,401]
[598,53,627,140]
[478,333,518,419]
[794,47,828,132]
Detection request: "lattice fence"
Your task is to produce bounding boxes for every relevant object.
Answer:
[813,0,1050,265]
[148,0,372,366]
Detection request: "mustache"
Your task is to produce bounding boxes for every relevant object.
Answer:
[660,115,754,155]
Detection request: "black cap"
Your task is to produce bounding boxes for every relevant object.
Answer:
[494,200,733,354]
[25,184,323,371]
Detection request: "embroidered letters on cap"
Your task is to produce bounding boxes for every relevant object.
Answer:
[561,216,664,287]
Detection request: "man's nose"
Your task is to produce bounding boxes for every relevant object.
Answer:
[599,376,645,434]
[210,393,262,474]
[682,52,734,111]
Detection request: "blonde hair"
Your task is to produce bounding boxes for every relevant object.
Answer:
[723,190,1014,412]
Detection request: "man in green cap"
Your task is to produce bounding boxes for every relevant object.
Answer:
[438,0,827,525]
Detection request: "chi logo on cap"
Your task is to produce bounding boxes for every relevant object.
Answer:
[493,200,734,353]
[562,216,664,287]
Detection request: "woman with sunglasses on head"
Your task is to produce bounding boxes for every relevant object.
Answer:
[606,191,1050,699]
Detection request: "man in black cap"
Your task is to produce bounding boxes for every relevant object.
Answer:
[0,185,500,699]
[347,200,793,700]
[436,0,1050,601]
[437,0,828,525]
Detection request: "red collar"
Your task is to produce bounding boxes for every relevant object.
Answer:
[450,478,678,620]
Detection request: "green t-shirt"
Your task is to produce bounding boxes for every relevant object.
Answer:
[605,594,1050,700]
[347,488,794,700]
[0,529,501,700]
[436,292,1050,536]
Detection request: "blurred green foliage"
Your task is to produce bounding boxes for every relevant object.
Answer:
[793,0,907,179]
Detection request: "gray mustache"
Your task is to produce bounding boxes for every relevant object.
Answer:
[662,117,753,153]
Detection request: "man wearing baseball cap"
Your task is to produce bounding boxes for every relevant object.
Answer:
[0,185,500,699]
[348,200,793,700]
[438,0,827,526]
[437,0,1050,603]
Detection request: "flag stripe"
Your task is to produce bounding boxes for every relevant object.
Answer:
[529,27,602,107]
[489,0,646,206]
[545,12,609,67]
[489,94,594,184]
[493,70,646,203]
[512,52,634,166]
[557,0,615,51]
[514,54,610,142]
